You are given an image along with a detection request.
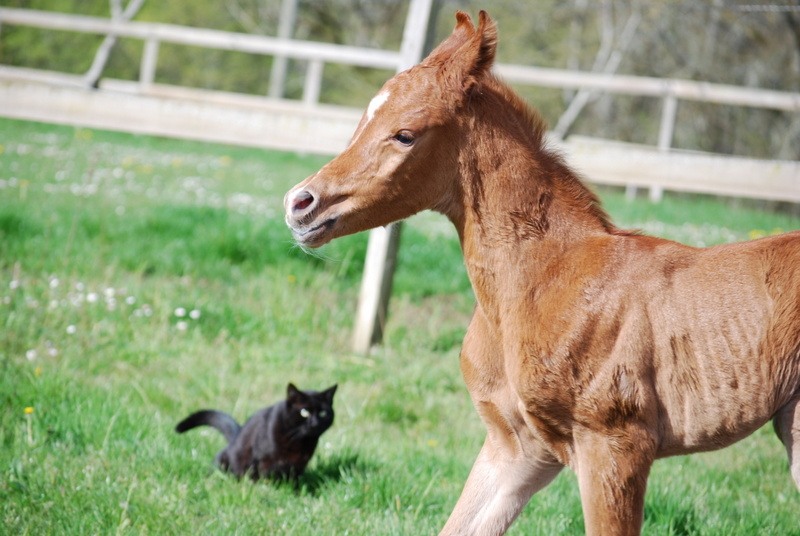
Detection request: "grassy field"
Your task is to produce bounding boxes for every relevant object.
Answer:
[1,116,799,535]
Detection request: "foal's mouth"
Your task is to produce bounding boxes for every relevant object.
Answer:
[288,216,339,247]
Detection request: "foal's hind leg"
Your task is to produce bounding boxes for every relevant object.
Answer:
[773,396,800,491]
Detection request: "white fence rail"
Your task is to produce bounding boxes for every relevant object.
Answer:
[2,8,799,116]
[497,64,800,112]
[2,71,797,204]
[497,63,800,163]
[0,7,402,104]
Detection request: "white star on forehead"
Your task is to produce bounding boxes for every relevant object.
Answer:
[366,91,390,122]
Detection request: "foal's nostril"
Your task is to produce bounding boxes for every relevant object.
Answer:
[292,190,314,213]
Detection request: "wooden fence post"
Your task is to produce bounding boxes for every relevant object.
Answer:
[302,59,323,106]
[650,92,678,202]
[269,0,298,99]
[352,0,437,354]
[139,38,158,90]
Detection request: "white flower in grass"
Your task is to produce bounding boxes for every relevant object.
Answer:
[176,321,188,331]
[189,309,201,320]
[66,325,77,335]
[125,296,136,305]
[49,277,59,289]
[9,280,20,290]
[174,307,187,318]
[26,350,37,361]
[86,292,98,303]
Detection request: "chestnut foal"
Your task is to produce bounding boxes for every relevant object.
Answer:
[284,10,800,536]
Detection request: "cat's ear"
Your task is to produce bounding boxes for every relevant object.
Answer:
[287,383,301,401]
[323,384,337,403]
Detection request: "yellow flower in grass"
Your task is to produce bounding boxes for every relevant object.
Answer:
[748,230,766,240]
[25,407,34,445]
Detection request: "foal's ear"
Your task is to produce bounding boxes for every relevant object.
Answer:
[465,11,498,82]
[423,11,497,98]
[424,11,477,65]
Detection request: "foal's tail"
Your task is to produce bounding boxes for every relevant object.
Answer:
[175,410,241,444]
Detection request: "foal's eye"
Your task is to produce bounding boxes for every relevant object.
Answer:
[319,410,327,418]
[392,131,415,146]
[300,408,310,418]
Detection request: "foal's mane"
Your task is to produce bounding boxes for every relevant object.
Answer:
[480,72,625,235]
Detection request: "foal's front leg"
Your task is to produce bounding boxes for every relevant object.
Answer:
[439,434,563,536]
[441,310,563,535]
[573,426,656,536]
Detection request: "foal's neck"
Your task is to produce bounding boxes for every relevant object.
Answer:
[450,89,616,251]
[446,81,620,318]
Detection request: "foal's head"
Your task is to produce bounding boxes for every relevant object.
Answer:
[284,11,499,247]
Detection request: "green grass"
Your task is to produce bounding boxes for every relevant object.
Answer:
[1,117,798,535]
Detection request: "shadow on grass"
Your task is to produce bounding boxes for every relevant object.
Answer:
[296,449,373,496]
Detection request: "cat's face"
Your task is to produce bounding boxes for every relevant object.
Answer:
[286,383,337,437]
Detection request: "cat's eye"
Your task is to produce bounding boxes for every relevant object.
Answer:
[300,408,310,418]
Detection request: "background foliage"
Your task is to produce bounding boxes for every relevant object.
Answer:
[1,0,799,159]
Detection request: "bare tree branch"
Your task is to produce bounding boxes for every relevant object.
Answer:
[785,11,800,61]
[552,6,641,140]
[83,0,147,88]
[225,0,266,35]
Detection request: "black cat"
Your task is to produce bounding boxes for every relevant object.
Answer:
[176,383,337,481]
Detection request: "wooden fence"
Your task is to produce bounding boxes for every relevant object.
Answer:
[0,6,405,103]
[1,6,797,195]
[1,4,799,353]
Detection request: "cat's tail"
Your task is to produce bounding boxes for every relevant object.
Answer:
[175,410,241,443]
